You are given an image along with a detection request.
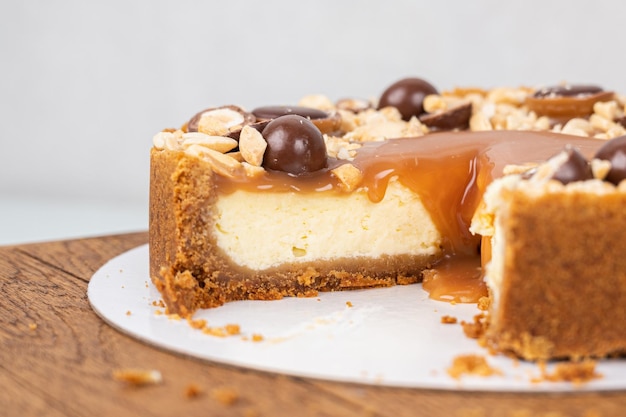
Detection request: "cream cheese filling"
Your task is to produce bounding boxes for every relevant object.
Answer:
[212,179,442,270]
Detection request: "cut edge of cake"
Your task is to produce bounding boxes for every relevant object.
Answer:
[472,162,626,360]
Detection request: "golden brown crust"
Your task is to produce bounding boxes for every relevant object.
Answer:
[487,189,626,360]
[149,149,438,317]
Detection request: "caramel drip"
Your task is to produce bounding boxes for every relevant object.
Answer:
[214,131,604,302]
[422,255,487,303]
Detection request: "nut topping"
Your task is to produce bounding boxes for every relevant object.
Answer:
[238,125,267,167]
[184,146,244,179]
[336,98,372,113]
[181,132,238,153]
[331,163,363,192]
[155,77,626,185]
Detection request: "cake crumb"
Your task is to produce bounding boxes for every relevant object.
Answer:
[211,387,239,405]
[28,322,37,331]
[461,313,488,339]
[533,360,602,385]
[447,354,502,379]
[346,301,353,308]
[441,315,457,324]
[112,368,162,386]
[251,333,264,342]
[225,324,241,335]
[202,323,241,337]
[152,299,166,308]
[126,310,132,316]
[184,383,203,398]
[477,296,490,311]
[187,318,208,329]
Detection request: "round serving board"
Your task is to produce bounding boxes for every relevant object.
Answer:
[88,244,626,392]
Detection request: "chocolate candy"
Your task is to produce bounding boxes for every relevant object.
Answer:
[550,146,593,185]
[252,105,341,135]
[594,135,626,185]
[419,102,472,131]
[526,84,613,119]
[378,77,438,121]
[261,115,327,175]
[187,105,255,137]
[532,85,604,98]
[252,106,327,120]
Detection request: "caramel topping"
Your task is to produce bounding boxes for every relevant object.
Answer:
[422,255,486,303]
[216,130,604,257]
[211,130,607,304]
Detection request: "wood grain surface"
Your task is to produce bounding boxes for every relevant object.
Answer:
[1,232,624,417]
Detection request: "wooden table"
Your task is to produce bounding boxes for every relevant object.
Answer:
[1,232,624,417]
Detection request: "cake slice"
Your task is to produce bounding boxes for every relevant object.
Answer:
[472,139,626,360]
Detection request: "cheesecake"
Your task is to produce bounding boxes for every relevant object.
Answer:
[149,78,626,360]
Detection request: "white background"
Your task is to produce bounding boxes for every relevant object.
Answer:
[2,0,625,244]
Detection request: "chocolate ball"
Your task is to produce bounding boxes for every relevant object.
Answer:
[262,115,327,175]
[594,135,626,185]
[550,146,593,185]
[378,77,438,120]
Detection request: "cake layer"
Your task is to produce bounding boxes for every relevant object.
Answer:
[213,180,441,270]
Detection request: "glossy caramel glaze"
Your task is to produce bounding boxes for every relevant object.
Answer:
[422,255,486,303]
[217,130,603,252]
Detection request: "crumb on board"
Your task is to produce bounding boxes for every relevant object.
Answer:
[28,322,37,331]
[346,301,353,308]
[251,333,264,342]
[477,296,490,311]
[202,323,241,337]
[461,313,488,339]
[126,310,132,316]
[533,360,602,385]
[211,386,239,406]
[441,315,457,324]
[183,317,241,337]
[447,354,502,379]
[184,383,203,398]
[152,299,166,308]
[167,313,182,321]
[112,368,163,386]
